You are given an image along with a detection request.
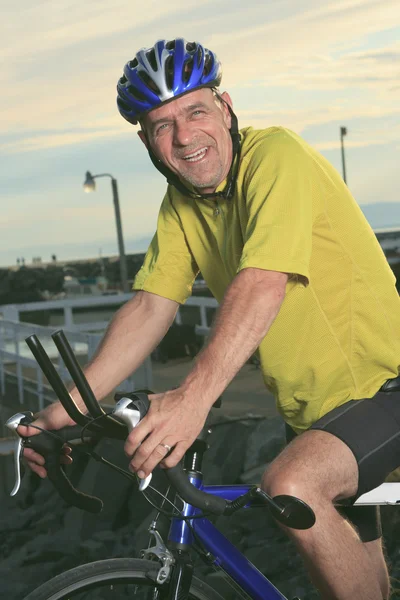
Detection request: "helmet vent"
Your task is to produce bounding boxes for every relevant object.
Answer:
[119,75,127,85]
[165,40,176,50]
[183,59,194,83]
[138,70,161,96]
[186,41,197,53]
[146,48,158,71]
[128,85,147,102]
[197,46,203,68]
[165,55,174,90]
[117,97,132,112]
[203,53,212,76]
[128,58,138,69]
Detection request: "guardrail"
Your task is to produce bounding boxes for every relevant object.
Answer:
[0,319,152,412]
[0,294,218,414]
[0,293,218,332]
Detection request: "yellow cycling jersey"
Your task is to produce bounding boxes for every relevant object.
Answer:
[133,126,400,432]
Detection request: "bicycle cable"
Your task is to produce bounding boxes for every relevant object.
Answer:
[23,419,244,566]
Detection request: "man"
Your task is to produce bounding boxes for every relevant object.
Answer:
[22,39,400,599]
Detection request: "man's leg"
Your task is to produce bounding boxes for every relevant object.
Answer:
[364,539,390,599]
[262,429,384,600]
[338,506,390,599]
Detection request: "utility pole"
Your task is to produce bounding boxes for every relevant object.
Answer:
[340,126,347,185]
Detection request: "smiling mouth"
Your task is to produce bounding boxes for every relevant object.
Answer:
[182,147,208,162]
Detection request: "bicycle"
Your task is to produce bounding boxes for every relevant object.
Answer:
[6,330,400,600]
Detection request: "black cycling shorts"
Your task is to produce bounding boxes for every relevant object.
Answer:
[285,384,400,542]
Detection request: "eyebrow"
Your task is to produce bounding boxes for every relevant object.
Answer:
[149,102,210,132]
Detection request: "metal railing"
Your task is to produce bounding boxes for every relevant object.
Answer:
[0,294,218,414]
[0,293,217,332]
[0,319,152,412]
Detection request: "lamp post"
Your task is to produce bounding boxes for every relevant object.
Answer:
[83,171,129,293]
[340,126,347,185]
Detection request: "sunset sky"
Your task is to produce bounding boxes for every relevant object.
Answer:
[1,0,399,266]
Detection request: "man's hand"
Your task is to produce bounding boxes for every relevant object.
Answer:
[17,402,74,478]
[124,389,209,479]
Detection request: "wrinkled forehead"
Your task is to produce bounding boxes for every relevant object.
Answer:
[142,88,218,127]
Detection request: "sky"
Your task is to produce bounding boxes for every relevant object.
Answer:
[1,0,399,267]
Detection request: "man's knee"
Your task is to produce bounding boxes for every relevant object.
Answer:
[261,460,322,504]
[262,429,359,503]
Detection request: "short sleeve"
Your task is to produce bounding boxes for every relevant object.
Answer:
[238,131,314,283]
[133,190,199,303]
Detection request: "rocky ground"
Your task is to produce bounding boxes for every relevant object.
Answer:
[1,412,400,599]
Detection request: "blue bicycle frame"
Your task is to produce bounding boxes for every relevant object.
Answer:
[169,477,288,600]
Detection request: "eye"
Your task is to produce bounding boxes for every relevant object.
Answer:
[156,123,170,134]
[192,110,204,116]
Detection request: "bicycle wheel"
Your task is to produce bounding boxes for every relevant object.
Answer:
[23,558,225,600]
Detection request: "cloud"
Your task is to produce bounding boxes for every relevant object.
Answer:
[3,0,216,61]
[2,0,399,139]
[0,0,399,265]
[236,105,400,141]
[0,126,126,154]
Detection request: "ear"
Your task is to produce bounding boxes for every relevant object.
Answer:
[137,130,148,148]
[220,91,233,128]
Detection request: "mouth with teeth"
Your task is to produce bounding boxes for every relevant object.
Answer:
[182,147,208,163]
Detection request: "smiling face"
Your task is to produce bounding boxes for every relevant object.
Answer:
[139,88,233,193]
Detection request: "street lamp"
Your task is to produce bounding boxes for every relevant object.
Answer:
[83,171,129,293]
[340,126,348,185]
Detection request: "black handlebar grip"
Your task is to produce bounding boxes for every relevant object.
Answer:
[55,424,105,444]
[166,464,227,516]
[24,430,103,514]
[45,452,103,514]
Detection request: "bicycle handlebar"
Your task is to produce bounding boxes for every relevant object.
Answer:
[17,330,315,528]
[21,420,104,513]
[21,330,228,516]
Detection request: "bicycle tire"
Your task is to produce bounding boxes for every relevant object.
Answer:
[23,557,225,600]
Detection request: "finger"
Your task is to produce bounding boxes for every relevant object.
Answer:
[160,441,187,469]
[131,442,172,478]
[124,419,153,457]
[17,423,43,437]
[24,446,71,465]
[26,461,47,479]
[128,431,173,473]
[23,448,45,465]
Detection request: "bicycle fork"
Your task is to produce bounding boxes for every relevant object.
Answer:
[140,523,194,600]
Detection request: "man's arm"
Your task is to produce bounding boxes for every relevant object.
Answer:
[180,267,287,405]
[73,290,179,407]
[21,290,179,477]
[125,267,288,478]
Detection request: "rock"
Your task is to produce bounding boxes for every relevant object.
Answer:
[2,415,400,600]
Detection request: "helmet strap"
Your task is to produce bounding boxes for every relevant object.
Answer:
[145,99,241,201]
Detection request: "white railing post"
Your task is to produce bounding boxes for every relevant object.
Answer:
[37,369,44,412]
[64,306,74,330]
[2,305,20,322]
[200,305,207,328]
[13,324,24,405]
[0,323,5,395]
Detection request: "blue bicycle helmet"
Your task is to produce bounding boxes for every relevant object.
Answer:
[117,38,222,124]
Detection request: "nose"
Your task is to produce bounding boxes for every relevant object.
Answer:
[172,120,194,147]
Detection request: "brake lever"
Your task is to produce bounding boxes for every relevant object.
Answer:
[113,397,152,492]
[5,411,34,496]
